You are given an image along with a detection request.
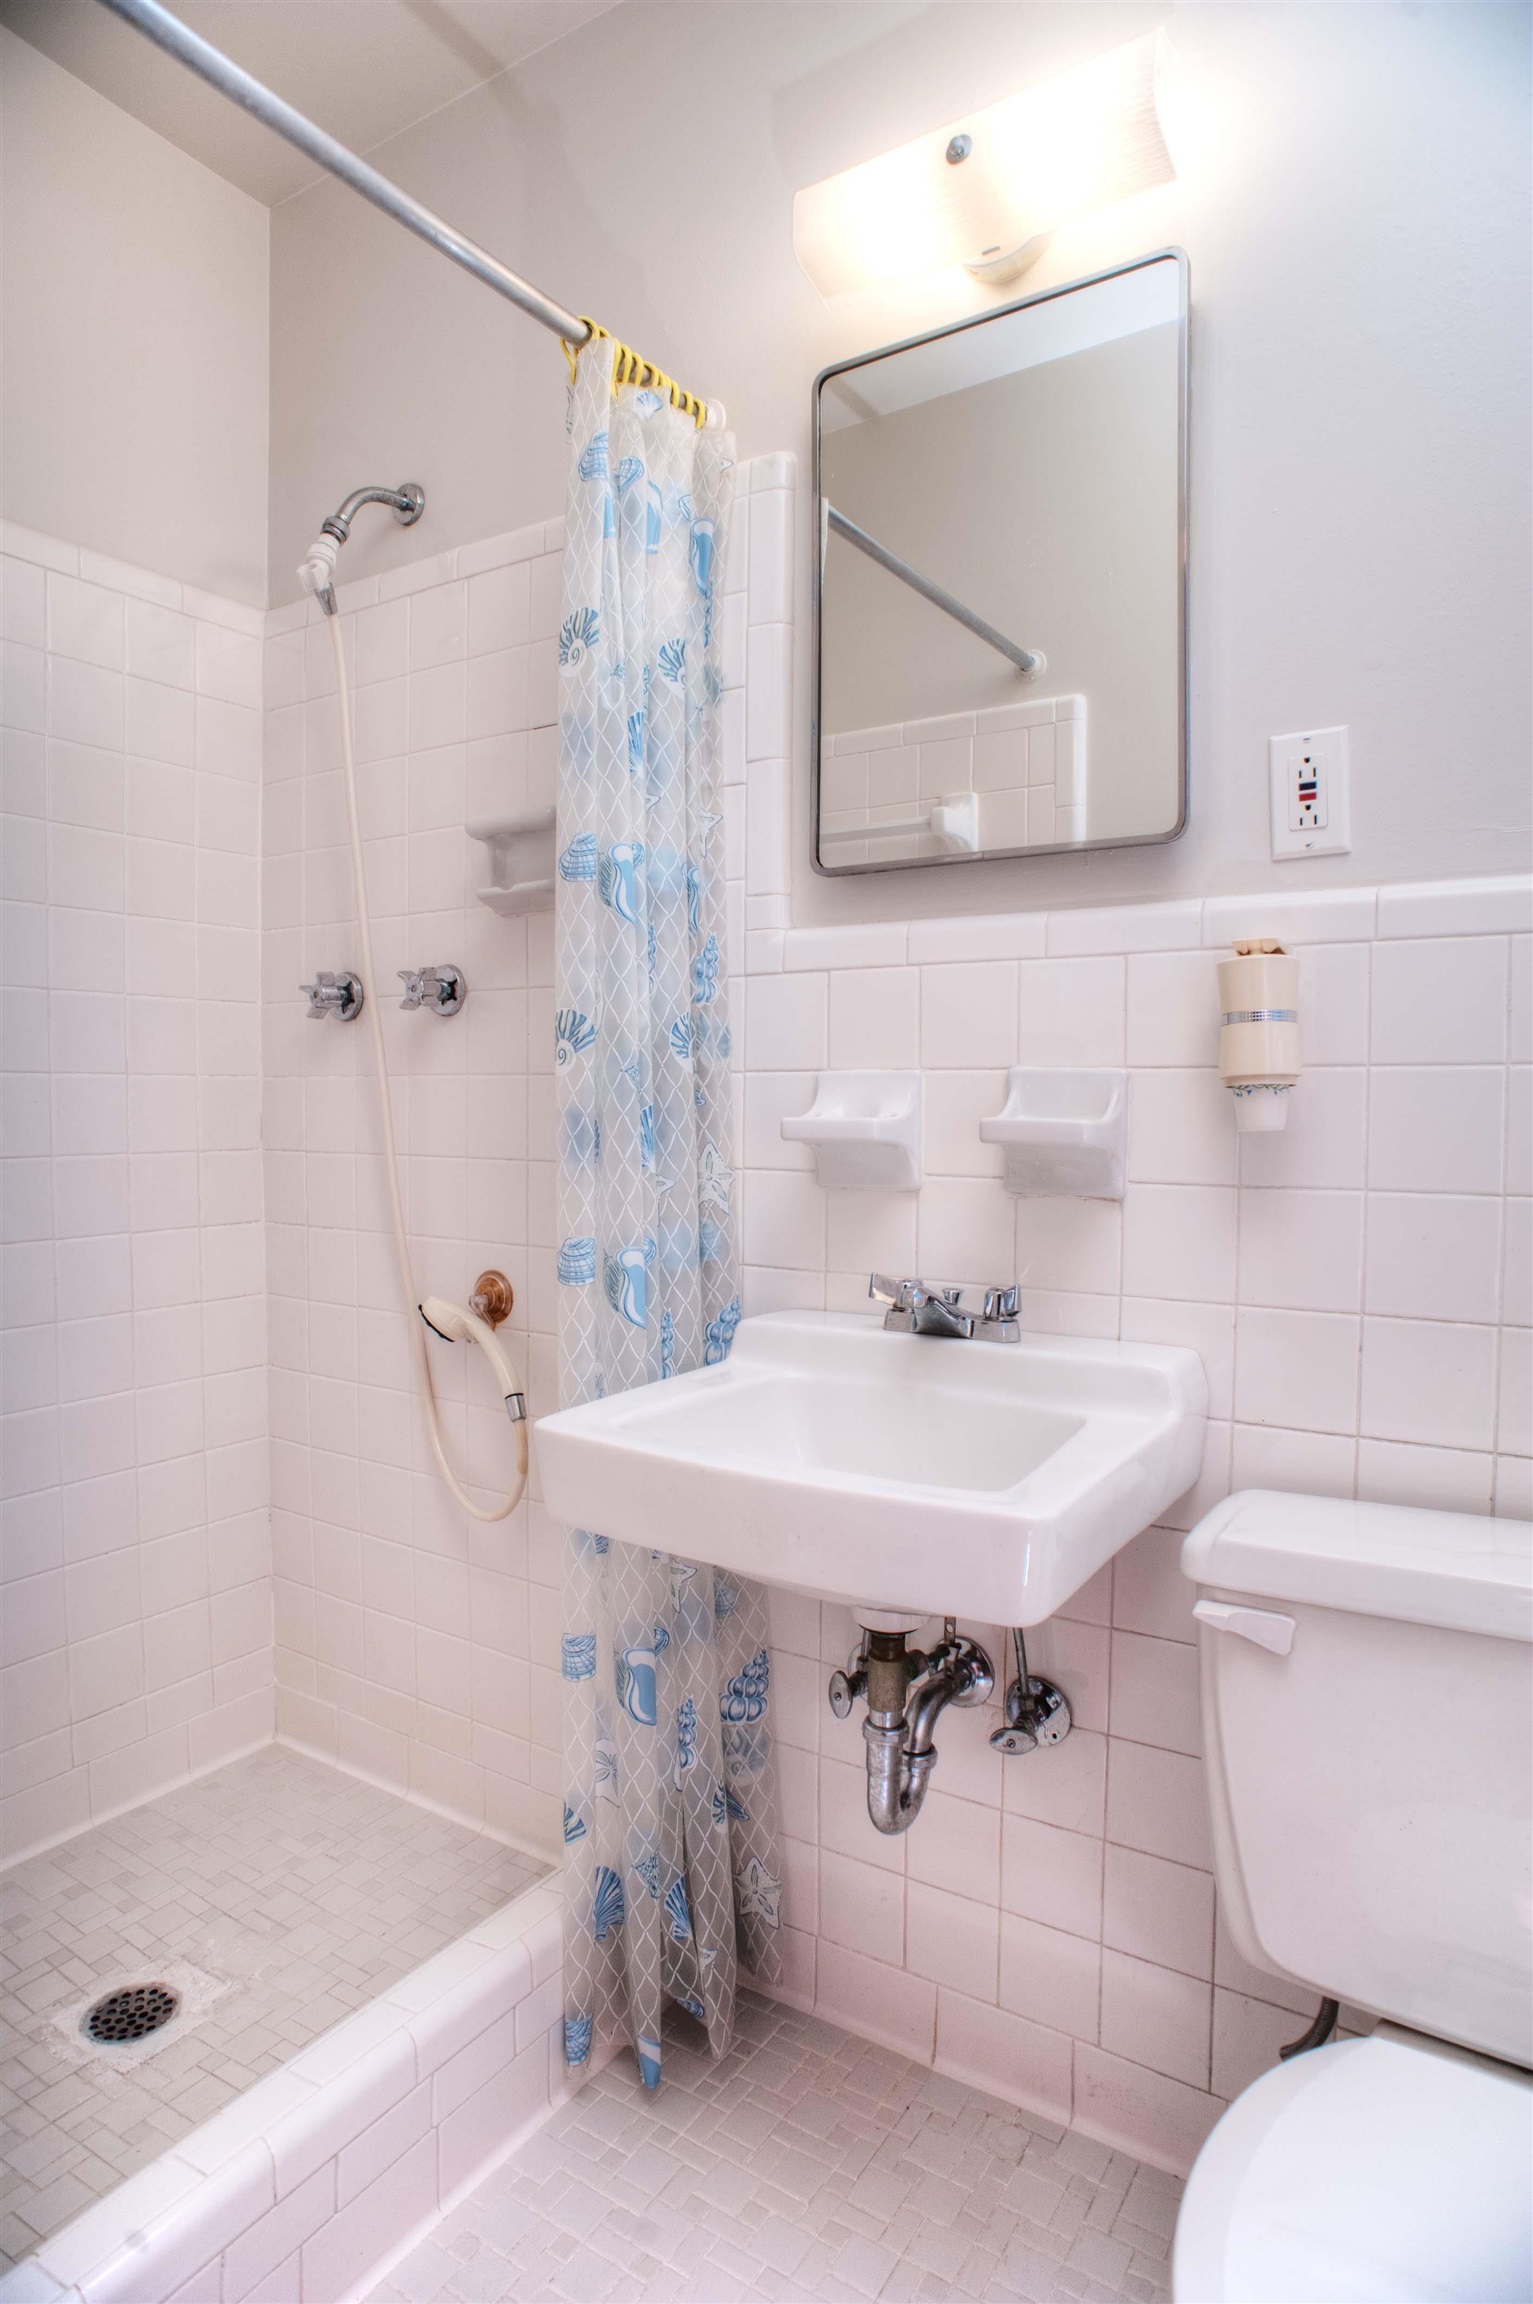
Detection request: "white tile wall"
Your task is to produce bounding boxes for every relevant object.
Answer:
[261,458,794,1861]
[740,869,1528,2166]
[1,527,272,1864]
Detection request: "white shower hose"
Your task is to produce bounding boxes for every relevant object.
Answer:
[325,612,528,1523]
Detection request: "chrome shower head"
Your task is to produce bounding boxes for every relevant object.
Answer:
[298,480,425,614]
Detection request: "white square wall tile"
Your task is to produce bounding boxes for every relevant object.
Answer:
[1359,1317,1498,1452]
[1102,1843,1213,1981]
[1367,1069,1505,1195]
[745,972,827,1070]
[1503,1199,1531,1326]
[1355,1439,1493,1515]
[1364,1195,1504,1323]
[828,969,919,1069]
[1105,1738,1212,1871]
[1122,1186,1237,1304]
[745,626,791,762]
[1127,1070,1236,1186]
[1099,1949,1211,2088]
[1127,953,1219,1067]
[1370,937,1507,1065]
[1226,1419,1364,1492]
[905,1881,999,1999]
[1498,1327,1532,1456]
[1016,957,1125,1067]
[998,1910,1101,2038]
[915,1181,1016,1283]
[1234,1307,1361,1436]
[1238,1189,1364,1314]
[1000,1814,1102,1938]
[919,962,1018,1069]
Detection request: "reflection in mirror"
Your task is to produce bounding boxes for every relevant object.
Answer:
[814,251,1187,874]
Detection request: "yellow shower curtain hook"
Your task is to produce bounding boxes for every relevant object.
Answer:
[564,314,710,428]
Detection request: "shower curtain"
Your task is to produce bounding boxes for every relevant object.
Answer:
[555,342,782,2090]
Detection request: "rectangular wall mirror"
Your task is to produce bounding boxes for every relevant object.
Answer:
[813,249,1188,875]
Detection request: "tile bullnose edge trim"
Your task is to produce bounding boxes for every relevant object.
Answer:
[11,1874,564,2304]
[788,875,1527,975]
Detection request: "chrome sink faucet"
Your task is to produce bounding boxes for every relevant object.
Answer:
[869,1274,1021,1343]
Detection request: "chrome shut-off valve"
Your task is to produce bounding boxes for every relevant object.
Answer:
[398,964,467,1016]
[989,1626,1073,1755]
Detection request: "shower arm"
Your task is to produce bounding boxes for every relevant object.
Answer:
[300,483,425,614]
[322,485,425,544]
[90,0,590,347]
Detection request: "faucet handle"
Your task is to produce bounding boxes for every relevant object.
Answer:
[398,964,467,1017]
[983,1284,1020,1323]
[301,969,364,1021]
[868,1272,916,1310]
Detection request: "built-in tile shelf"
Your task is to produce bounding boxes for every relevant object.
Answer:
[467,807,556,916]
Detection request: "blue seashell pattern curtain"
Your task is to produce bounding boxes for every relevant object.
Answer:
[555,341,783,2091]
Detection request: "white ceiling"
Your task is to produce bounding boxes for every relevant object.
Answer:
[0,0,622,203]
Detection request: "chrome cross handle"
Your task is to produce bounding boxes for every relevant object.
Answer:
[301,970,364,1021]
[398,964,467,1016]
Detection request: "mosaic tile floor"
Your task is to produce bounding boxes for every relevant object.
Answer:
[0,1744,548,2269]
[370,1994,1181,2304]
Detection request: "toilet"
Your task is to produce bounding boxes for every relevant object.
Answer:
[1172,1490,1533,2303]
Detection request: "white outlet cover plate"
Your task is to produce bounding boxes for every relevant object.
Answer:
[1270,725,1351,860]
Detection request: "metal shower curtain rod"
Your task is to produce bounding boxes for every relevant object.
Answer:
[93,0,591,346]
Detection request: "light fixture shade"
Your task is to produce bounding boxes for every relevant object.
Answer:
[793,31,1176,297]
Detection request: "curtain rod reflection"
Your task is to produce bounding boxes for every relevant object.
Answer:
[824,505,1045,679]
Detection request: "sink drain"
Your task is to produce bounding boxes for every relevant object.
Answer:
[83,1982,180,2043]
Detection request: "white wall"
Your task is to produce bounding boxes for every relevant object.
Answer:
[267,1,1531,916]
[0,528,273,1864]
[0,29,269,607]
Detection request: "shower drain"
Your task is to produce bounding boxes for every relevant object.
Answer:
[83,1982,181,2043]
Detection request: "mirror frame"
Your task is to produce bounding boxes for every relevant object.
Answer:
[811,247,1190,878]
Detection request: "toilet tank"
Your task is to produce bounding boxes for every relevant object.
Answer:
[1182,1491,1533,2068]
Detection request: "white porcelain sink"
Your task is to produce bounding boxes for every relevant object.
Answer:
[535,1312,1207,1624]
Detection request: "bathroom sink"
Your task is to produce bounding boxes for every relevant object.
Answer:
[535,1312,1207,1623]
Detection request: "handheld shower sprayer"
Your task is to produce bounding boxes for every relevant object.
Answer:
[298,481,425,614]
[311,477,528,1523]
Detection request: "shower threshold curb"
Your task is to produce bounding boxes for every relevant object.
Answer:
[5,1875,568,2304]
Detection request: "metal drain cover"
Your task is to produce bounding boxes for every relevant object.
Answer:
[83,1982,180,2043]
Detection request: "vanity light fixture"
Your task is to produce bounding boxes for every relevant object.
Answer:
[793,30,1177,296]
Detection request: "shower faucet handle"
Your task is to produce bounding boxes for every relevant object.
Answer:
[301,970,364,1021]
[398,964,467,1017]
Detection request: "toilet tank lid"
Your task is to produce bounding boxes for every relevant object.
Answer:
[1181,1490,1532,1642]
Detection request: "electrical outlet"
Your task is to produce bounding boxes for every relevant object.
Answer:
[1269,726,1350,860]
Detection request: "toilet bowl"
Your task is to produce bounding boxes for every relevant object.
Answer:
[1173,2027,1533,2303]
[1172,1491,1533,2304]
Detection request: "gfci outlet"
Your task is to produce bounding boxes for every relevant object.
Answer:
[1269,725,1351,860]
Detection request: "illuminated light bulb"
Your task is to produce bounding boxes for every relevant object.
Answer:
[793,31,1178,297]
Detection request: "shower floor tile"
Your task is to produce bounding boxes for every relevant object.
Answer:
[369,1995,1180,2304]
[0,1744,548,2270]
